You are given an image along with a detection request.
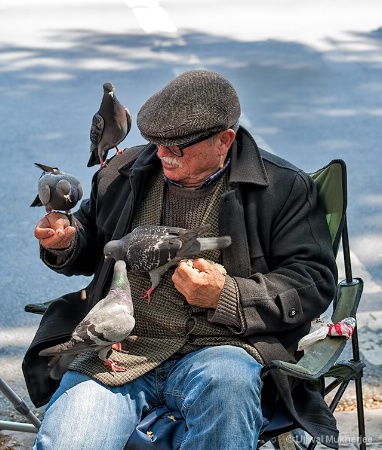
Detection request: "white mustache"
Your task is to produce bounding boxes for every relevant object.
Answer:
[157,155,184,168]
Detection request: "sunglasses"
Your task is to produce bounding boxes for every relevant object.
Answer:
[156,131,217,157]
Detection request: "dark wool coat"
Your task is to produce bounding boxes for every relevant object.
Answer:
[23,126,339,447]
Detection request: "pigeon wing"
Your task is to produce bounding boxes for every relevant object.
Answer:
[124,231,183,271]
[88,113,104,166]
[124,108,132,135]
[90,112,104,146]
[131,225,189,237]
[37,176,53,207]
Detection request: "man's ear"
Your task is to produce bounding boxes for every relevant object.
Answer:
[218,129,236,156]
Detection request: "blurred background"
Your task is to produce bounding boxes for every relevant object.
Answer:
[0,0,381,444]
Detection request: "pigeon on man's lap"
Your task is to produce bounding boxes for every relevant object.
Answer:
[39,260,135,379]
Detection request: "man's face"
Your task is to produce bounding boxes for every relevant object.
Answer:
[156,130,234,189]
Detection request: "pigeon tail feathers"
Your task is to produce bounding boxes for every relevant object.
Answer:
[48,354,77,380]
[34,163,59,173]
[195,236,232,252]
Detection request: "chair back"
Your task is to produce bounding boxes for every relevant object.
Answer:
[310,159,346,257]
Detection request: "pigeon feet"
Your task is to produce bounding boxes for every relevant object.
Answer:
[140,287,154,304]
[104,359,126,373]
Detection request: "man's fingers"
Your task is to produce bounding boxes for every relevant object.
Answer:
[36,212,70,228]
[35,223,76,250]
[34,227,55,239]
[173,258,224,309]
[51,217,70,231]
[189,258,211,271]
[34,212,73,240]
[175,260,200,280]
[178,258,213,275]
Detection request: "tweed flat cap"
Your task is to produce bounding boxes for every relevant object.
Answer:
[137,70,241,146]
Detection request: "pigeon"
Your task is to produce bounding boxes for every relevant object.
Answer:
[103,224,232,303]
[39,260,135,379]
[30,163,83,215]
[88,82,132,168]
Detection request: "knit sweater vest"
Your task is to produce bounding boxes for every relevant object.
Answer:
[70,170,262,386]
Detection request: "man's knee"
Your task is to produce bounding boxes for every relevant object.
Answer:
[189,346,263,399]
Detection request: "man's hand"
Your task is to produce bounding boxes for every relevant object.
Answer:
[172,258,226,309]
[34,212,76,250]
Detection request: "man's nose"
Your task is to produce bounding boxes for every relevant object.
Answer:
[157,145,173,158]
[157,145,166,155]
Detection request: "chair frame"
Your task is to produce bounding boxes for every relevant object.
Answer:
[0,376,40,433]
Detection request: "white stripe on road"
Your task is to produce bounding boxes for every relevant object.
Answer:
[126,0,177,33]
[355,311,382,366]
[337,250,382,294]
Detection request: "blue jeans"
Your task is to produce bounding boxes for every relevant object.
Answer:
[33,345,263,450]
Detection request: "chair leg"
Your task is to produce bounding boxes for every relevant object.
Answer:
[324,375,366,450]
[328,380,351,413]
[0,377,41,431]
[354,375,366,450]
[350,328,367,450]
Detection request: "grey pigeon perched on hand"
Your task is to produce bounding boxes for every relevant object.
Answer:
[30,163,83,214]
[88,82,132,168]
[103,224,232,303]
[39,260,135,380]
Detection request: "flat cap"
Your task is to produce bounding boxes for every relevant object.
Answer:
[137,70,241,146]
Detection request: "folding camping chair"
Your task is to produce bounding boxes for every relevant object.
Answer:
[2,159,366,450]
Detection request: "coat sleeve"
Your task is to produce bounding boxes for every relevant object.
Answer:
[229,170,338,337]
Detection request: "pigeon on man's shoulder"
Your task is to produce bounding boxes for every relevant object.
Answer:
[88,82,132,168]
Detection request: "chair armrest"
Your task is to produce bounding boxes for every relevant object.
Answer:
[261,279,363,381]
[261,335,347,380]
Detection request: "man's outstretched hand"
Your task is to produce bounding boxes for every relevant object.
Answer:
[34,212,76,250]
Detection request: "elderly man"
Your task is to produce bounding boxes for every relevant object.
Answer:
[25,70,338,450]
